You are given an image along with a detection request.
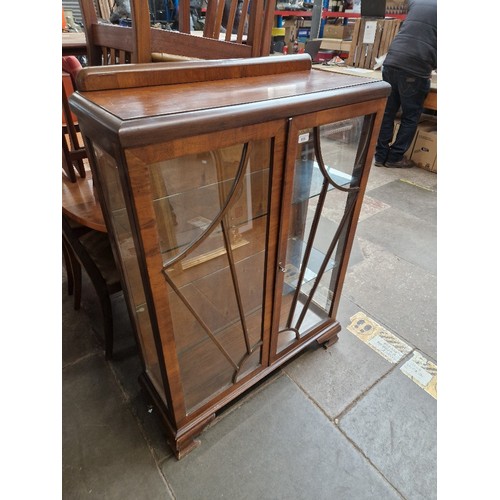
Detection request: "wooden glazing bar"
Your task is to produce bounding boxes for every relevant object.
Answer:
[162,144,251,269]
[285,178,329,329]
[220,217,252,354]
[295,194,357,331]
[313,127,359,193]
[162,273,239,371]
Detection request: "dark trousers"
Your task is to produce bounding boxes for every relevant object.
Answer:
[375,66,431,164]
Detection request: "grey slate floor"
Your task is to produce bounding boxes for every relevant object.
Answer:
[62,160,437,499]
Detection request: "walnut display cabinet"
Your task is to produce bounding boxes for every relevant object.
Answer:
[70,54,390,459]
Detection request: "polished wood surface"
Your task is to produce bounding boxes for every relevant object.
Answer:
[71,55,390,149]
[316,37,352,53]
[77,69,375,119]
[74,54,312,91]
[62,170,106,232]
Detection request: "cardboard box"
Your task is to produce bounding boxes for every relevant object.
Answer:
[322,23,354,40]
[392,118,436,160]
[418,116,437,130]
[411,128,437,172]
[283,18,297,49]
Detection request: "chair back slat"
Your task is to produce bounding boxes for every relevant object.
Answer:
[236,0,250,44]
[80,0,152,65]
[223,0,238,41]
[177,0,192,33]
[79,0,274,69]
[62,76,87,181]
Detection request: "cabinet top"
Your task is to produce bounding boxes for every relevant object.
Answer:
[70,55,390,148]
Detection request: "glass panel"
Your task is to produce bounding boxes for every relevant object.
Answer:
[149,139,271,413]
[277,117,365,353]
[92,145,165,402]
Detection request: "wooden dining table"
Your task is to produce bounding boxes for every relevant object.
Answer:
[62,170,106,233]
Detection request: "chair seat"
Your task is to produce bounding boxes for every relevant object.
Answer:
[79,230,121,293]
[62,214,124,360]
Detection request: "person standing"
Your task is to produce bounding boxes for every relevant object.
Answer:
[374,0,437,168]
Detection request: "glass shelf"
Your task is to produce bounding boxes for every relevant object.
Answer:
[292,160,353,204]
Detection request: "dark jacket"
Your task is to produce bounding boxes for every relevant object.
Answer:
[383,0,437,78]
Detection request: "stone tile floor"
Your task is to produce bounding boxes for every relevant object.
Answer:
[61,162,438,499]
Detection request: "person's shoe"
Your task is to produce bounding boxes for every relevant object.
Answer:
[385,157,416,169]
[374,159,386,167]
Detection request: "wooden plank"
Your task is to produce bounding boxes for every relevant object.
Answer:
[98,0,112,20]
[378,20,391,57]
[364,38,375,68]
[367,20,386,69]
[355,19,368,68]
[380,20,395,56]
[357,44,366,68]
[380,19,401,57]
[366,20,384,69]
[347,19,402,69]
[345,18,361,66]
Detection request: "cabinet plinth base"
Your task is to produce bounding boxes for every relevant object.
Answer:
[173,413,216,460]
[316,322,341,348]
[138,372,216,460]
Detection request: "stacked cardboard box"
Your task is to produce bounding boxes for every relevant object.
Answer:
[411,121,437,172]
[283,18,312,53]
[393,118,437,172]
[322,23,354,40]
[283,19,297,52]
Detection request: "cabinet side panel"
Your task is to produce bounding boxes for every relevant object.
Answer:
[90,145,169,407]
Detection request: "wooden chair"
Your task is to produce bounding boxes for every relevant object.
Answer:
[203,0,274,58]
[62,61,86,181]
[62,213,122,359]
[80,0,152,65]
[79,0,274,66]
[62,60,124,358]
[62,154,124,360]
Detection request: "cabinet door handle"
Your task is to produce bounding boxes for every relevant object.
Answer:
[278,263,286,273]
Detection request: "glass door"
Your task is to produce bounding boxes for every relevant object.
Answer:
[273,113,376,356]
[147,139,272,413]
